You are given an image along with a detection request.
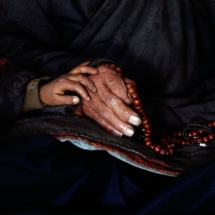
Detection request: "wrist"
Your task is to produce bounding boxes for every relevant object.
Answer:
[38,85,46,105]
[22,76,50,113]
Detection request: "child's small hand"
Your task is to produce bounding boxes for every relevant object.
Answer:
[39,61,98,106]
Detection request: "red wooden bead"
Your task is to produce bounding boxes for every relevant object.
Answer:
[115,67,122,73]
[109,63,116,68]
[128,87,135,94]
[188,132,193,138]
[192,131,198,136]
[137,109,143,115]
[144,137,151,141]
[142,119,148,125]
[208,134,214,141]
[145,129,152,134]
[135,106,142,110]
[145,140,152,147]
[126,83,133,89]
[124,71,215,157]
[142,115,148,119]
[160,149,166,155]
[133,99,141,107]
[150,144,155,150]
[144,132,151,137]
[181,140,186,145]
[167,144,173,149]
[143,124,151,129]
[203,136,209,143]
[154,145,161,153]
[166,150,171,156]
[130,93,138,100]
[139,109,145,115]
[199,130,203,134]
[208,123,213,127]
[178,131,183,137]
[168,148,174,156]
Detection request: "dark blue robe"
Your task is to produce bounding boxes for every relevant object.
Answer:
[1,0,215,214]
[1,135,215,214]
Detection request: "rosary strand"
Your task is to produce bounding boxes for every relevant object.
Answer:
[96,62,215,156]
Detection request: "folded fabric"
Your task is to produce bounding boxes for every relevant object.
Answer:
[2,106,215,177]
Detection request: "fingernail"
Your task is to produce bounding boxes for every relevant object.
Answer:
[112,129,123,137]
[128,115,141,126]
[122,126,134,137]
[86,96,90,101]
[72,97,80,104]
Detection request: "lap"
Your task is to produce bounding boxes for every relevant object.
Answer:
[1,135,215,214]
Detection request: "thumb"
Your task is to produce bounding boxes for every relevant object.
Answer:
[56,95,81,106]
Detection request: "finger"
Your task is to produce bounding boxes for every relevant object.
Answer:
[89,73,140,126]
[93,84,141,126]
[55,95,81,105]
[109,77,131,105]
[67,74,97,93]
[69,65,98,76]
[84,94,135,137]
[83,103,122,137]
[90,68,131,105]
[105,93,141,127]
[58,79,91,101]
[104,72,132,105]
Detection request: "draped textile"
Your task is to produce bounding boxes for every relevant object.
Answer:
[1,0,215,130]
[1,136,215,214]
[1,0,215,214]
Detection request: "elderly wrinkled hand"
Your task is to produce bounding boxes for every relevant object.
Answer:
[39,61,141,137]
[82,63,141,137]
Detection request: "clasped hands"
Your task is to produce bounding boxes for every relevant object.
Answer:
[39,61,141,137]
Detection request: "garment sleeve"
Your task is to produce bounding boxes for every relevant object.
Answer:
[0,0,110,123]
[22,77,51,113]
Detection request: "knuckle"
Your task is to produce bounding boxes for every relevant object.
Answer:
[74,74,87,82]
[73,67,81,73]
[106,95,120,106]
[80,75,89,82]
[72,81,79,88]
[56,76,66,85]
